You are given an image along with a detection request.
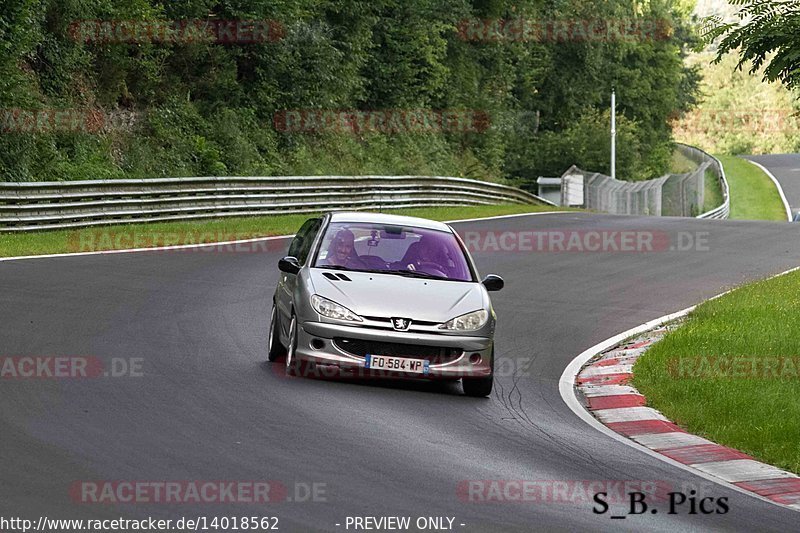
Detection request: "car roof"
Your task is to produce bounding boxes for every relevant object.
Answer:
[327,211,452,232]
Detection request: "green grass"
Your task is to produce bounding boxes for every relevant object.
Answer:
[670,149,698,174]
[0,203,568,258]
[633,270,800,475]
[716,155,788,221]
[703,168,725,215]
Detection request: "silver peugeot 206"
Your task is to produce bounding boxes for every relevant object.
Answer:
[267,212,504,397]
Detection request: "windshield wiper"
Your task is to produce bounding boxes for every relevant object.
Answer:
[314,264,351,271]
[316,265,448,280]
[373,269,446,280]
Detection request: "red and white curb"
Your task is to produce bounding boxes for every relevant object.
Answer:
[574,325,800,511]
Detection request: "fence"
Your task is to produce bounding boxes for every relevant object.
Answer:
[0,175,552,232]
[681,143,730,220]
[562,168,671,216]
[559,143,729,219]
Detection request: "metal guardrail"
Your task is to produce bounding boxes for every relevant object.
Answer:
[677,143,731,220]
[560,143,729,219]
[0,175,553,232]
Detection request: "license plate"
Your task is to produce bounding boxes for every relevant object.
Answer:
[365,354,429,374]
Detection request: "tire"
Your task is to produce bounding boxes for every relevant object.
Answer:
[267,304,286,362]
[285,314,301,377]
[462,375,493,397]
[462,349,494,397]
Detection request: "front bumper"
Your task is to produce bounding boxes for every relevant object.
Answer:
[294,321,493,379]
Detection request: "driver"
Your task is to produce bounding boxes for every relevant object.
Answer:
[408,234,450,275]
[322,228,363,268]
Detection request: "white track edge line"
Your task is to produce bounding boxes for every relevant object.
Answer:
[0,210,573,263]
[745,159,793,221]
[559,264,800,512]
[443,210,573,224]
[0,234,294,263]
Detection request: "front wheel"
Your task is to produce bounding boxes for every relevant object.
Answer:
[267,304,286,362]
[462,348,494,397]
[462,376,493,397]
[285,314,302,377]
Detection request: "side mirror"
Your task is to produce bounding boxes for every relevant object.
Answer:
[278,256,301,275]
[481,274,504,292]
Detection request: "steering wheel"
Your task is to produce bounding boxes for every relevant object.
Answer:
[415,261,448,278]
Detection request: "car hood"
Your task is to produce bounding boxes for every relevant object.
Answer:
[308,269,486,322]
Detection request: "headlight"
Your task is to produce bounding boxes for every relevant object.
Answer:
[311,294,362,322]
[439,309,488,331]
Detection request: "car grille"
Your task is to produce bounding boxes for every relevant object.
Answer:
[361,316,440,328]
[333,338,463,365]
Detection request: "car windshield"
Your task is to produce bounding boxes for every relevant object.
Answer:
[313,221,473,282]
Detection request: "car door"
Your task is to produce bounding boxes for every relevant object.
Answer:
[276,217,322,341]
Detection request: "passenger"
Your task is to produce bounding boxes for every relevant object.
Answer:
[322,229,363,268]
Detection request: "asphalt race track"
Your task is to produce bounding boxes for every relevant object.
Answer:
[747,154,800,212]
[2,212,800,532]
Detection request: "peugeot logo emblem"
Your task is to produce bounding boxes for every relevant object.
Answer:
[391,317,411,331]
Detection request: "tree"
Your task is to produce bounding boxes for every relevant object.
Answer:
[704,0,800,89]
[0,0,699,182]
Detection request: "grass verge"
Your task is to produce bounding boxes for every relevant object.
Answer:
[0,203,567,258]
[702,167,724,215]
[716,155,788,221]
[633,270,800,475]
